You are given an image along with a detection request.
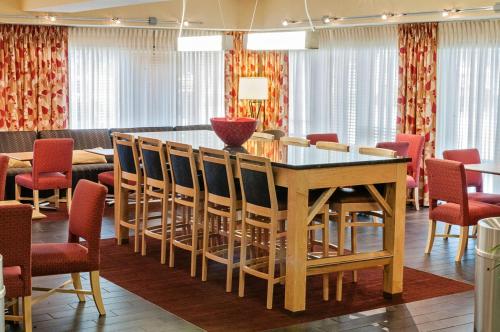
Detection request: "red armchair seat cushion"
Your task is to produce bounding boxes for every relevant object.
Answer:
[468,192,500,205]
[98,171,115,187]
[3,266,24,298]
[31,243,93,276]
[15,172,70,190]
[430,200,500,226]
[407,175,417,189]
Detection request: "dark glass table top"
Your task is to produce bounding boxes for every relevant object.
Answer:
[130,130,410,170]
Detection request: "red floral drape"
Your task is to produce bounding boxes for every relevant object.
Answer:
[0,25,69,131]
[397,23,438,206]
[224,32,289,132]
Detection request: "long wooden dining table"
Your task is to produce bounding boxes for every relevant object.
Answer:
[113,130,409,312]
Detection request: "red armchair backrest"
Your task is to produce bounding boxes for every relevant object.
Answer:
[0,155,9,200]
[32,138,74,185]
[443,149,483,192]
[306,133,339,145]
[376,142,410,157]
[426,158,469,217]
[396,133,425,181]
[68,180,107,270]
[0,204,32,296]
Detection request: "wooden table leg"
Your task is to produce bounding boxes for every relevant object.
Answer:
[383,163,407,298]
[284,173,309,312]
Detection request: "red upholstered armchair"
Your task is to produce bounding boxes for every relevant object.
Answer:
[375,142,410,157]
[0,154,9,200]
[396,133,425,210]
[425,159,500,261]
[0,204,33,331]
[306,133,339,145]
[443,149,500,205]
[15,138,74,215]
[31,180,108,315]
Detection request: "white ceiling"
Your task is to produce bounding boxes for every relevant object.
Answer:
[2,0,500,30]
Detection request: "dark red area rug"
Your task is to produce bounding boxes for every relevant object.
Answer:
[99,239,473,332]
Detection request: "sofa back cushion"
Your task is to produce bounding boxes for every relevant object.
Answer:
[0,131,37,153]
[39,129,113,150]
[174,124,212,131]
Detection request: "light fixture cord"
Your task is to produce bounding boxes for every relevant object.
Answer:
[217,0,226,30]
[249,0,259,31]
[304,0,315,31]
[179,0,187,38]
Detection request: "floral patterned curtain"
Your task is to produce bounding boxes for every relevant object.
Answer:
[0,25,69,131]
[224,32,289,132]
[397,23,438,206]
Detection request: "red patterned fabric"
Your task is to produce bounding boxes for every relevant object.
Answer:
[397,23,437,206]
[32,180,107,276]
[443,149,483,191]
[0,154,8,200]
[306,133,339,145]
[15,138,73,190]
[98,171,115,187]
[426,158,500,226]
[396,134,425,191]
[224,32,289,132]
[0,204,32,298]
[376,142,409,157]
[0,25,69,131]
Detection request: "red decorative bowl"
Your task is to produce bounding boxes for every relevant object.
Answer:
[210,117,257,147]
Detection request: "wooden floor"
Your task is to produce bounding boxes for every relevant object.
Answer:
[8,203,475,332]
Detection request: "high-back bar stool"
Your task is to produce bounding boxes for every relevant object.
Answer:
[330,146,397,301]
[167,141,204,277]
[199,147,242,292]
[113,133,143,252]
[236,154,331,309]
[139,136,171,264]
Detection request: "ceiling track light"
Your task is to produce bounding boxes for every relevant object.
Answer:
[281,19,300,26]
[321,15,338,24]
[111,17,121,25]
[46,15,56,22]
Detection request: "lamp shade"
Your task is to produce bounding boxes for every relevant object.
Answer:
[238,77,269,100]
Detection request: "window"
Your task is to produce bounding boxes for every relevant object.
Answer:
[437,20,500,192]
[68,28,224,129]
[288,26,398,146]
[246,31,307,50]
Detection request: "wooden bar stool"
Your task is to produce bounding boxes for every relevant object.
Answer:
[139,136,171,264]
[330,147,397,301]
[199,147,242,292]
[167,141,204,277]
[113,133,143,252]
[236,154,331,309]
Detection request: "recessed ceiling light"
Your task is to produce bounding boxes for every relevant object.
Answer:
[48,15,56,22]
[111,17,121,25]
[442,9,450,17]
[282,19,289,26]
[183,21,190,27]
[381,13,389,20]
[322,15,331,24]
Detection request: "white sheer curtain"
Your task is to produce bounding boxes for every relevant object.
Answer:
[68,28,224,129]
[437,20,500,192]
[289,26,398,146]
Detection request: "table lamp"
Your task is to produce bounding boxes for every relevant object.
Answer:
[238,77,269,124]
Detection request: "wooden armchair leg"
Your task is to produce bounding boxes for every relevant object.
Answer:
[443,224,452,240]
[90,271,106,316]
[455,226,469,262]
[34,190,40,214]
[66,187,72,213]
[71,272,86,302]
[425,220,437,254]
[413,187,419,211]
[23,296,32,332]
[54,189,60,209]
[15,183,21,201]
